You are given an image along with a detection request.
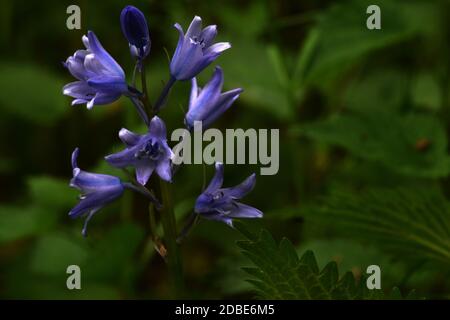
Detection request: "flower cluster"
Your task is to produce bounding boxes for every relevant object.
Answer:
[63,5,262,236]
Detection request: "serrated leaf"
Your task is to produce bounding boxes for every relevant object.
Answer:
[306,186,450,265]
[237,227,413,299]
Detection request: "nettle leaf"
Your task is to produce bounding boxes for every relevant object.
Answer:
[306,187,450,265]
[295,111,450,178]
[294,0,438,86]
[235,223,413,299]
[0,63,66,124]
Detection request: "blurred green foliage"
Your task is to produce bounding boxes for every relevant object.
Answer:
[0,0,449,299]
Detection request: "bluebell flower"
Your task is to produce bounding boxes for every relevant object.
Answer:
[170,16,231,81]
[186,66,242,130]
[105,116,174,185]
[69,148,125,237]
[63,31,128,109]
[194,163,263,226]
[120,5,151,60]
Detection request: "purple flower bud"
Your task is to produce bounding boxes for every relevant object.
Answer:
[69,148,125,237]
[170,16,231,81]
[63,31,128,109]
[195,163,263,227]
[105,116,174,185]
[120,5,151,59]
[185,66,242,130]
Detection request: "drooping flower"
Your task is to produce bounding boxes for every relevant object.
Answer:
[120,5,151,60]
[63,31,128,109]
[194,162,263,226]
[105,116,174,185]
[69,148,125,236]
[170,16,231,81]
[185,66,242,130]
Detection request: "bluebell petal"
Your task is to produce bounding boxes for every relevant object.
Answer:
[202,88,242,128]
[200,25,217,48]
[170,23,185,69]
[204,162,224,193]
[148,116,167,140]
[71,168,122,194]
[189,77,199,109]
[228,203,263,219]
[119,128,141,146]
[87,31,125,78]
[136,162,155,185]
[87,92,122,109]
[185,16,202,39]
[63,81,95,99]
[194,193,213,214]
[223,173,256,199]
[170,39,204,80]
[202,211,234,226]
[186,66,223,126]
[105,147,136,168]
[69,188,122,218]
[87,75,128,93]
[82,35,90,49]
[71,98,89,106]
[65,51,90,80]
[156,160,172,182]
[81,209,97,237]
[71,148,80,169]
[83,53,110,76]
[69,193,103,218]
[204,42,231,57]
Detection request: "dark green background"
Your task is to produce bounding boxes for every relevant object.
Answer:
[0,0,449,299]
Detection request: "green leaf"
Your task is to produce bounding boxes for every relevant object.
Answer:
[0,205,58,243]
[27,176,76,211]
[235,223,414,299]
[30,233,88,276]
[306,186,450,265]
[294,0,439,86]
[344,69,409,112]
[0,63,67,124]
[411,72,442,111]
[294,111,450,178]
[219,41,293,119]
[83,223,145,281]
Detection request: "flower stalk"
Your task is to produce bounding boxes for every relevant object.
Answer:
[154,76,176,113]
[159,179,184,297]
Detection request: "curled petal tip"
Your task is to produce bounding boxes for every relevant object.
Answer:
[71,148,80,169]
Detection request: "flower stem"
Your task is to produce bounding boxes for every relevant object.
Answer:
[154,76,176,113]
[140,62,153,115]
[177,212,199,244]
[129,96,149,127]
[159,179,184,298]
[122,181,161,209]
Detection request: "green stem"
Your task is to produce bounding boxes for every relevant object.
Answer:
[140,62,152,116]
[159,179,184,298]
